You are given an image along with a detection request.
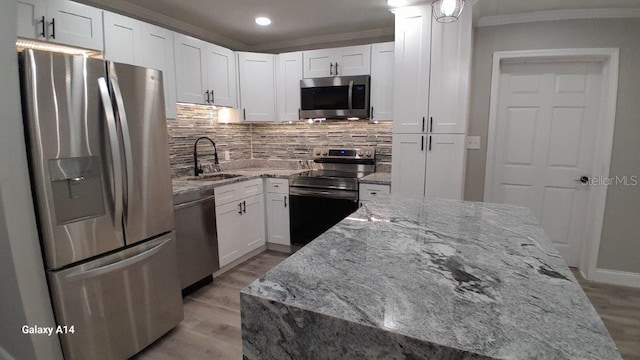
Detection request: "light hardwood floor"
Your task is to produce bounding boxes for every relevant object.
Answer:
[136,252,640,359]
[136,251,288,360]
[572,269,640,360]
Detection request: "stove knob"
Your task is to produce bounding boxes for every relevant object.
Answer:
[357,151,364,157]
[322,152,328,156]
[315,150,321,156]
[366,151,372,157]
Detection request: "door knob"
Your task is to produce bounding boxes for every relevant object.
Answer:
[574,176,590,184]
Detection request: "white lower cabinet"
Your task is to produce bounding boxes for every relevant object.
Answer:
[265,179,290,246]
[359,183,391,207]
[392,134,427,197]
[391,134,465,200]
[243,194,266,252]
[215,180,265,268]
[216,200,243,267]
[424,134,465,200]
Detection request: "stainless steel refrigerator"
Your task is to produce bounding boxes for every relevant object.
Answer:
[19,49,183,359]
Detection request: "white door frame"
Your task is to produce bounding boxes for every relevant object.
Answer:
[484,48,619,281]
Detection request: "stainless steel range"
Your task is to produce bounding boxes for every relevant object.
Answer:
[289,147,376,247]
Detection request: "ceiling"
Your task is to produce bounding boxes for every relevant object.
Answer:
[80,0,640,52]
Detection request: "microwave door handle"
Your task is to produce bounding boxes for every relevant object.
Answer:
[348,80,354,114]
[97,78,123,232]
[110,77,134,225]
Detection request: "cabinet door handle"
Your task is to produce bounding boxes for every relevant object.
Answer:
[242,200,247,214]
[243,108,246,121]
[428,136,432,151]
[335,62,339,75]
[298,108,301,119]
[329,62,334,76]
[370,106,374,120]
[422,116,425,132]
[430,117,434,132]
[205,90,210,103]
[421,136,424,151]
[50,18,55,39]
[370,192,377,195]
[284,196,287,208]
[39,16,46,38]
[211,90,215,104]
[238,202,243,215]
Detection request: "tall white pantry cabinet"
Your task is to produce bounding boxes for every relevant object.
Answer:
[391,4,472,200]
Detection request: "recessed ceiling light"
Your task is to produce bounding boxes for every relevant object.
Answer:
[387,0,407,7]
[255,17,272,26]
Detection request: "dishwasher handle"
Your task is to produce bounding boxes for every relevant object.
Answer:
[174,195,215,210]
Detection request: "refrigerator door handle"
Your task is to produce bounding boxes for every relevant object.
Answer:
[65,238,171,282]
[98,77,124,231]
[110,77,135,225]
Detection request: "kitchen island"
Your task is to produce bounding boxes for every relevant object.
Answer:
[240,197,620,359]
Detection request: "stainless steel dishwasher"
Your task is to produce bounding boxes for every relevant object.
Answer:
[173,189,220,294]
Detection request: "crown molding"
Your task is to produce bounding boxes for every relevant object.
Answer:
[249,27,395,53]
[75,0,248,50]
[477,8,640,27]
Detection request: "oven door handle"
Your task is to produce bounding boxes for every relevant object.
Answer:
[289,187,357,201]
[348,80,354,114]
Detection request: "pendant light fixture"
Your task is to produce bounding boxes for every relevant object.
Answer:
[432,0,465,23]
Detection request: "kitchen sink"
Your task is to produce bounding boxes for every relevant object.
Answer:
[189,173,243,181]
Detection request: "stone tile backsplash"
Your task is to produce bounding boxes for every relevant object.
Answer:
[168,104,393,177]
[170,104,252,176]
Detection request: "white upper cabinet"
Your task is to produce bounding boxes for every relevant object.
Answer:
[103,12,142,65]
[238,52,276,122]
[141,24,177,119]
[276,52,303,122]
[392,5,432,134]
[428,7,472,134]
[18,0,103,51]
[103,13,176,118]
[370,42,394,122]
[174,33,208,105]
[303,45,371,78]
[17,0,46,40]
[205,43,237,108]
[174,34,237,108]
[46,0,103,50]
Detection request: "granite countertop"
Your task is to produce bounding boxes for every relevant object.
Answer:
[172,168,308,196]
[240,197,620,359]
[360,172,391,185]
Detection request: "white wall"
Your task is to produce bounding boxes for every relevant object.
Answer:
[464,19,640,274]
[0,0,64,359]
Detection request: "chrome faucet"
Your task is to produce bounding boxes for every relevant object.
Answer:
[193,136,219,176]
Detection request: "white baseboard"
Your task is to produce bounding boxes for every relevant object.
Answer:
[592,268,640,288]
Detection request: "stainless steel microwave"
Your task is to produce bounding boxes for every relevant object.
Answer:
[300,75,370,119]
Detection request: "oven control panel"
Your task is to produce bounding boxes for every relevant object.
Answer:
[312,147,376,160]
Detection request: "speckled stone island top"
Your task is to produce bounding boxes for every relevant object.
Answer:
[240,197,620,360]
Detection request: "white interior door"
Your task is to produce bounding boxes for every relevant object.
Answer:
[487,61,603,266]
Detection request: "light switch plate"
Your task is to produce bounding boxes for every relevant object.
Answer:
[466,136,481,150]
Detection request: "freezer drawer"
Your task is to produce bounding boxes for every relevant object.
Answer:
[47,233,183,360]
